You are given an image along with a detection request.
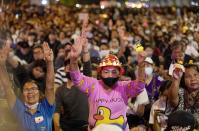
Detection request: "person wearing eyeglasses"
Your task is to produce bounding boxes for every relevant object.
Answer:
[0,42,55,131]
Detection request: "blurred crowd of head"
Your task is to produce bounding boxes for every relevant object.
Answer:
[0,1,199,130]
[0,1,198,80]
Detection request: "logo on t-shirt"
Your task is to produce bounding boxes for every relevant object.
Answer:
[93,106,125,128]
[95,98,124,103]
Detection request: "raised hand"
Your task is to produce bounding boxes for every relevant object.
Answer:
[137,51,147,66]
[81,17,89,48]
[81,17,88,39]
[0,43,11,65]
[118,27,125,38]
[173,68,183,81]
[0,42,16,109]
[42,42,54,62]
[70,37,83,61]
[70,17,89,61]
[108,19,113,30]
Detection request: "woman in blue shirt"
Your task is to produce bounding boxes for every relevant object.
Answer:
[0,42,55,131]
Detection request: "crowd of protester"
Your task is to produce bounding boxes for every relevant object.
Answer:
[0,1,199,131]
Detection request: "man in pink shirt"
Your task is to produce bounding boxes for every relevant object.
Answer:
[69,18,146,131]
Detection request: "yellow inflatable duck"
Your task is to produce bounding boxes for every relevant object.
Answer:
[136,43,144,52]
[183,26,189,33]
[176,60,183,69]
[94,106,125,127]
[188,60,194,64]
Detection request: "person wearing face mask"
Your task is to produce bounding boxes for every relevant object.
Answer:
[144,57,164,103]
[186,31,198,50]
[141,57,164,128]
[185,39,199,59]
[0,42,55,131]
[69,18,146,131]
[145,29,150,35]
[109,39,119,54]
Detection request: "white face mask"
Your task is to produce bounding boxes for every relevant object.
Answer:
[110,49,118,54]
[145,30,150,35]
[128,37,134,42]
[99,50,110,58]
[187,36,193,41]
[86,32,93,39]
[145,67,153,76]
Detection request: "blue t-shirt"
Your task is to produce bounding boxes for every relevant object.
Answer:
[12,97,55,131]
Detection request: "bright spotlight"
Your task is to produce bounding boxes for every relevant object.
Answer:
[76,4,80,8]
[41,0,48,5]
[100,5,105,9]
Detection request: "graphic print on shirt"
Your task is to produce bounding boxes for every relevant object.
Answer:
[93,106,125,127]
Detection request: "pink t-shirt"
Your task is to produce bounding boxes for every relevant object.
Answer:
[70,69,145,131]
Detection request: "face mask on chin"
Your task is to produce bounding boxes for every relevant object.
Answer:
[101,77,119,88]
[25,102,39,110]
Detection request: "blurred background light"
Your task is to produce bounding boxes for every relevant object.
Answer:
[145,4,150,8]
[41,0,48,5]
[100,5,105,9]
[75,3,80,8]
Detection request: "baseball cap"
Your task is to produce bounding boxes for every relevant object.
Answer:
[144,57,153,64]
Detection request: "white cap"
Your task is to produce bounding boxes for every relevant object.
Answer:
[92,124,123,131]
[144,57,154,64]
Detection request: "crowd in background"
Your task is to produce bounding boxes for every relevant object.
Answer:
[0,1,199,131]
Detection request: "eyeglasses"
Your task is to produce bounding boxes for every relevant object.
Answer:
[23,87,39,93]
